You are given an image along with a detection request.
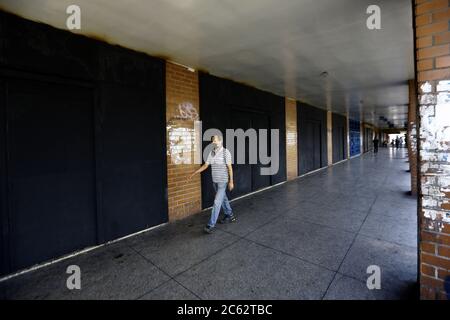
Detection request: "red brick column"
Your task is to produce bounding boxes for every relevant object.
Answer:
[327,111,333,165]
[415,0,450,300]
[166,62,202,221]
[285,98,298,180]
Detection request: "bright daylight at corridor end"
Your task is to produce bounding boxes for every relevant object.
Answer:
[0,0,449,307]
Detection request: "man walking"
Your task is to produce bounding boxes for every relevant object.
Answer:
[189,135,236,234]
[373,136,379,153]
[395,136,400,149]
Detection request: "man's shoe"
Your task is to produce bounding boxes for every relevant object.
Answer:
[219,215,237,224]
[204,225,215,234]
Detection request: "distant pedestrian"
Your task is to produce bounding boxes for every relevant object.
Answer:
[373,137,379,153]
[188,135,236,234]
[395,136,400,149]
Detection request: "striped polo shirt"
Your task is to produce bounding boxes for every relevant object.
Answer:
[206,147,232,183]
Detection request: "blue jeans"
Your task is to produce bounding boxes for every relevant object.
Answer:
[208,182,233,227]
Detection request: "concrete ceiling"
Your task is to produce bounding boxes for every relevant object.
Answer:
[0,0,415,128]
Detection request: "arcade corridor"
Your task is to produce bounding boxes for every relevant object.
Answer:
[1,0,449,301]
[0,148,417,300]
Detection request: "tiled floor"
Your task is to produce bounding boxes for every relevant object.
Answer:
[0,148,418,300]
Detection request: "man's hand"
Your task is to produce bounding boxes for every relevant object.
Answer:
[228,181,234,191]
[189,163,209,181]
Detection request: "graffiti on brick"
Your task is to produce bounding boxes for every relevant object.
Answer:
[419,80,450,230]
[167,102,199,165]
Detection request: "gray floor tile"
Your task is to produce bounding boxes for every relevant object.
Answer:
[4,242,170,300]
[323,274,400,300]
[126,218,239,276]
[139,280,199,300]
[175,239,335,299]
[370,193,417,217]
[359,212,417,247]
[286,202,368,233]
[215,206,277,237]
[246,217,356,270]
[323,194,376,212]
[339,235,417,296]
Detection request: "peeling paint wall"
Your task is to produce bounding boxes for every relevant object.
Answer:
[415,0,450,300]
[419,80,450,226]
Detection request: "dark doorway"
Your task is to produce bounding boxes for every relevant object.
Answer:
[229,109,271,198]
[363,127,373,152]
[231,110,252,198]
[304,120,322,172]
[250,112,271,191]
[97,84,168,242]
[335,126,345,160]
[297,103,328,175]
[199,73,286,209]
[5,79,97,271]
[0,11,168,276]
[332,113,347,163]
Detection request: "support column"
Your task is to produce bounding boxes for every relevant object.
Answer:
[346,113,350,159]
[414,0,450,300]
[166,62,202,221]
[408,79,418,195]
[327,111,333,166]
[360,121,364,153]
[285,98,298,180]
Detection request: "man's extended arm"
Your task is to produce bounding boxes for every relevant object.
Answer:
[188,163,209,180]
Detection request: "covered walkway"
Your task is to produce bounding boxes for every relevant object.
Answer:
[0,148,417,300]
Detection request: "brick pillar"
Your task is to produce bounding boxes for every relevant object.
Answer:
[327,111,333,165]
[285,98,298,180]
[166,62,202,221]
[408,79,418,196]
[414,0,450,300]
